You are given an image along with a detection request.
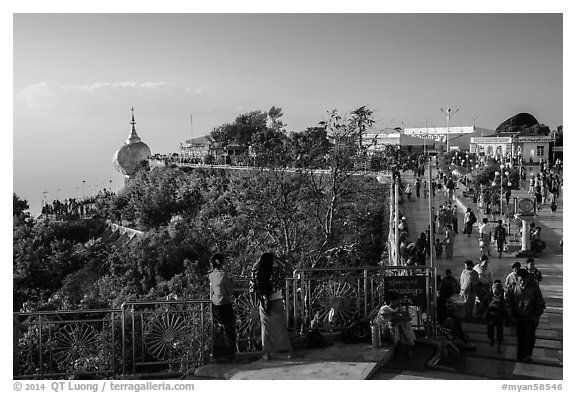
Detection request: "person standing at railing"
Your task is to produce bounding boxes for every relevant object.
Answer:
[250,252,294,360]
[208,253,237,360]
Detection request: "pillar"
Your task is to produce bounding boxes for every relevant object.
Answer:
[521,219,530,252]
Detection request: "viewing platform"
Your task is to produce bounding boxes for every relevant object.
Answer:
[191,340,395,380]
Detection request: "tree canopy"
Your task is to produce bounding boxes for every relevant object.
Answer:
[14,105,388,312]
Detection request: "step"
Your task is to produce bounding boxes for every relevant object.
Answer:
[513,362,563,380]
[461,322,563,340]
[466,332,562,349]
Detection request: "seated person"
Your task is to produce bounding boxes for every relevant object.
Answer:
[530,226,546,253]
[375,293,416,355]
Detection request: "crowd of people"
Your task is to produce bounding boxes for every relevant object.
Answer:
[436,255,545,362]
[205,152,558,365]
[40,189,115,219]
[527,170,562,212]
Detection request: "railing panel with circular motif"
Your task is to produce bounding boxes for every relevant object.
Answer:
[120,300,211,377]
[14,309,120,379]
[290,266,432,332]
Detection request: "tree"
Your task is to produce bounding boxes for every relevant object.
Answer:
[288,127,330,168]
[250,127,289,167]
[209,110,268,148]
[350,106,375,150]
[13,104,389,312]
[308,108,376,247]
[13,193,29,217]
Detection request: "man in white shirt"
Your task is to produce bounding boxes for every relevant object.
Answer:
[474,254,493,303]
[505,261,522,298]
[478,218,492,256]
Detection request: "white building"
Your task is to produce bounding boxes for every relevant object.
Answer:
[403,126,495,142]
[469,135,554,163]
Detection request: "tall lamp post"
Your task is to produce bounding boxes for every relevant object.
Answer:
[441,107,459,153]
[492,164,511,214]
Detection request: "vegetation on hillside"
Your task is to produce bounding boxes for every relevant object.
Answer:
[13,107,389,312]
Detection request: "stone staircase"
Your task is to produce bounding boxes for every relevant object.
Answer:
[100,221,145,245]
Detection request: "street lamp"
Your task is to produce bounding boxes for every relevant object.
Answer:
[441,107,459,153]
[492,164,510,214]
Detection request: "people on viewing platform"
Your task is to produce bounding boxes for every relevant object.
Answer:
[41,188,115,219]
[494,219,507,259]
[474,255,494,305]
[528,223,546,253]
[443,224,455,259]
[208,253,237,360]
[478,218,492,256]
[478,281,507,353]
[250,252,294,360]
[506,268,546,363]
[505,262,522,296]
[375,292,416,356]
[460,260,479,321]
[463,207,476,237]
[526,258,543,287]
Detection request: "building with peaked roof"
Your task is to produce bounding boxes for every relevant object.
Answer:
[180,136,211,160]
[225,138,248,156]
[469,114,556,163]
[113,108,152,178]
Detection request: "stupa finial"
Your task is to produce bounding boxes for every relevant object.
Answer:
[127,107,141,144]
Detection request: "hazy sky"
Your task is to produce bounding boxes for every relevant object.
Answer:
[13,13,563,214]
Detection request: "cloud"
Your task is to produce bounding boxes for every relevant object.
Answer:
[15,81,211,116]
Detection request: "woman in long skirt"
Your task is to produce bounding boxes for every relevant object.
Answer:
[250,252,294,360]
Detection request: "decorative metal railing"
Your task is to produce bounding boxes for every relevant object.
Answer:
[120,300,211,377]
[288,266,434,333]
[14,267,433,379]
[14,309,121,379]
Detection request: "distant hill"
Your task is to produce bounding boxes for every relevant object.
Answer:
[496,113,550,136]
[496,113,539,132]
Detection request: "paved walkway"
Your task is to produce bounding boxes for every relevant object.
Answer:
[398,169,563,380]
[190,341,395,380]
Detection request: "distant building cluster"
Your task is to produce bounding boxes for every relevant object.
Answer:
[113,109,563,177]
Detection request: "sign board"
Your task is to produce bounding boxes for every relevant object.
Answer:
[516,136,553,143]
[383,276,427,307]
[470,137,512,144]
[518,198,536,215]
